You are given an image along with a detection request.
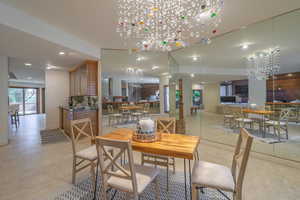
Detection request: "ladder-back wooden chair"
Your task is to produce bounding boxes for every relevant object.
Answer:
[70,118,113,184]
[141,117,176,191]
[265,108,290,141]
[96,137,160,200]
[192,128,253,200]
[107,105,122,126]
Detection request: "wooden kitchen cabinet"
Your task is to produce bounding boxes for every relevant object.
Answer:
[70,60,98,96]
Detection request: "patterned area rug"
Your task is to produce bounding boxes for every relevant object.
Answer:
[54,170,231,200]
[40,129,69,144]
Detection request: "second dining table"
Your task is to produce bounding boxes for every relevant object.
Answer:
[93,128,201,200]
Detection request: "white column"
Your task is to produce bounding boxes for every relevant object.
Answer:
[112,77,122,96]
[248,77,266,107]
[159,76,169,114]
[203,83,220,113]
[183,77,193,116]
[0,56,9,145]
[98,61,103,135]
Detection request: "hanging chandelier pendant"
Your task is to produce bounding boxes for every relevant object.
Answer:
[247,47,280,80]
[117,0,224,51]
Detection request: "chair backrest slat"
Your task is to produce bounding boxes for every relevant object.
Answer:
[70,118,94,154]
[156,117,176,134]
[231,128,253,192]
[96,137,138,195]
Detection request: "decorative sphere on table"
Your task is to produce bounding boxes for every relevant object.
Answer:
[133,118,159,142]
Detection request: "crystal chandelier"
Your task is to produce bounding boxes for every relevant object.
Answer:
[117,0,224,51]
[247,48,280,80]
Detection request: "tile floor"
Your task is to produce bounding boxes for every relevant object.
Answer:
[0,114,300,200]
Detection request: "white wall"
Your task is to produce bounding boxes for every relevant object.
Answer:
[248,77,266,107]
[203,83,220,113]
[0,56,9,145]
[45,70,69,130]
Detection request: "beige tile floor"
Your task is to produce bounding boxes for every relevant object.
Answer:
[0,114,300,200]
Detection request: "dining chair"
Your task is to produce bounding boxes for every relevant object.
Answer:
[142,103,151,117]
[223,106,234,128]
[234,108,254,129]
[192,128,253,200]
[96,137,160,200]
[70,118,113,184]
[141,117,176,191]
[107,105,122,126]
[265,108,290,141]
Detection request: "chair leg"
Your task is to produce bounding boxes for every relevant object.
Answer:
[192,184,198,200]
[90,161,96,187]
[72,157,76,184]
[172,158,176,174]
[166,164,169,191]
[285,125,289,140]
[155,177,160,200]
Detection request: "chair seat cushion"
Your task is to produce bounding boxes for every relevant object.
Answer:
[224,115,234,118]
[192,161,235,192]
[265,120,286,126]
[110,113,122,117]
[132,112,142,116]
[107,164,159,194]
[76,145,113,161]
[235,118,253,122]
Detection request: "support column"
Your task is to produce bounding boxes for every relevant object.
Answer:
[248,77,266,107]
[97,61,103,136]
[112,77,122,97]
[203,83,220,113]
[159,75,169,114]
[183,77,193,117]
[0,56,9,145]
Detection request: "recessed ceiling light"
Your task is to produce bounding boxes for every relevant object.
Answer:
[242,44,249,50]
[136,56,145,61]
[152,66,159,70]
[192,56,198,61]
[59,51,65,55]
[161,72,169,76]
[191,73,195,78]
[24,63,32,66]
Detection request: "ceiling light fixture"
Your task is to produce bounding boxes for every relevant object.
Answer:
[192,56,199,61]
[117,0,224,51]
[152,66,159,70]
[191,73,195,78]
[242,44,249,50]
[247,47,280,80]
[24,63,32,67]
[59,51,65,55]
[161,72,169,76]
[287,73,293,77]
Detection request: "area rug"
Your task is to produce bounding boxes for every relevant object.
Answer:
[40,129,69,144]
[54,170,231,200]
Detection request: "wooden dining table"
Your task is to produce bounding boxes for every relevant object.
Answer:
[119,105,143,111]
[242,109,274,137]
[93,128,201,200]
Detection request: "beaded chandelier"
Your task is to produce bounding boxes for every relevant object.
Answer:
[116,0,224,51]
[247,48,280,80]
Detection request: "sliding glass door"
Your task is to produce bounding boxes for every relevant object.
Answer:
[8,87,38,115]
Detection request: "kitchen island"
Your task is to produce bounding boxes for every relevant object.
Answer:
[59,106,99,137]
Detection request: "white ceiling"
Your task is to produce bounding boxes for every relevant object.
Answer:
[0,0,300,84]
[171,9,300,74]
[1,0,300,49]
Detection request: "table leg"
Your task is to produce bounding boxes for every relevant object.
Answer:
[189,160,192,200]
[93,160,99,200]
[184,159,187,200]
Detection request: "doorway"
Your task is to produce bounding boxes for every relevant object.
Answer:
[8,87,39,115]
